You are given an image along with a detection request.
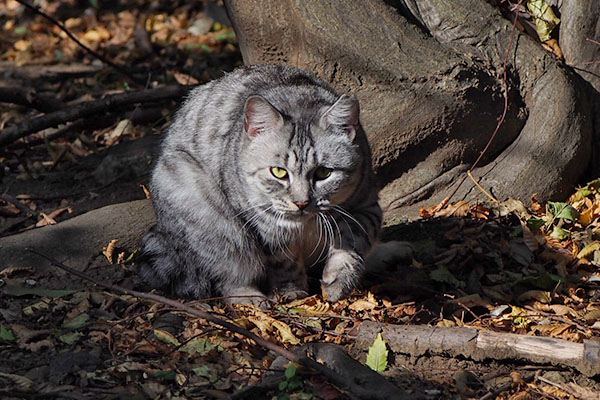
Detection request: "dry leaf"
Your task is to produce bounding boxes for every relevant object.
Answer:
[349,298,377,312]
[173,71,200,85]
[141,184,152,199]
[103,239,119,264]
[0,266,34,277]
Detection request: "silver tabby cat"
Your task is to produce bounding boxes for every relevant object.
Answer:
[138,64,381,306]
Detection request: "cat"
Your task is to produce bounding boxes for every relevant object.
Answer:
[138,64,382,306]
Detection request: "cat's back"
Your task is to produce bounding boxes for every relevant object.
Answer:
[172,65,335,132]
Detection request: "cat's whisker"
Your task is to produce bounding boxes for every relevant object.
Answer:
[328,213,343,247]
[307,214,324,259]
[332,205,368,236]
[308,213,330,269]
[233,202,271,219]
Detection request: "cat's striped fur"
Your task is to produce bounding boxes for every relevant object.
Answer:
[138,65,381,305]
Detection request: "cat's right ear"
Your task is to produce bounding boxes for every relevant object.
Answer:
[243,95,284,137]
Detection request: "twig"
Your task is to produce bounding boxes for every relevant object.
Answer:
[14,0,144,85]
[0,85,191,147]
[0,193,39,219]
[28,250,370,400]
[467,170,498,203]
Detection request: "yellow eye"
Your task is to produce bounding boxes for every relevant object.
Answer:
[270,167,288,179]
[314,167,332,180]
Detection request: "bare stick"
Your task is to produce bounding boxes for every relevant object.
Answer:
[27,250,383,400]
[0,85,191,147]
[14,0,143,84]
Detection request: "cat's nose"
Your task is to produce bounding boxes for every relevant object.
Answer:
[294,201,309,210]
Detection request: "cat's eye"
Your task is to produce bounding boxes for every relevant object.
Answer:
[314,167,332,180]
[270,167,288,179]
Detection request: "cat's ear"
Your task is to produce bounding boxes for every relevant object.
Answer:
[243,95,284,137]
[320,94,359,140]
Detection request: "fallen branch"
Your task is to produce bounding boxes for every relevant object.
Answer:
[0,85,191,147]
[357,321,600,377]
[0,86,65,112]
[28,250,406,400]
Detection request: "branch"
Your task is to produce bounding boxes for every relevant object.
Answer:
[14,0,144,85]
[0,86,65,112]
[27,250,401,400]
[357,321,600,377]
[0,85,192,147]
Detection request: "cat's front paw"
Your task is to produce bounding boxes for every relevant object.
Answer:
[225,286,272,309]
[321,249,363,302]
[271,288,309,304]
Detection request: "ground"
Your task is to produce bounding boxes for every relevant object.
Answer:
[1,1,600,399]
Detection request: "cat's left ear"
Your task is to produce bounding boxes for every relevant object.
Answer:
[244,95,284,137]
[320,94,359,140]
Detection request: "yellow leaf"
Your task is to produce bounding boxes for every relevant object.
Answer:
[153,329,181,346]
[579,207,595,226]
[517,290,552,304]
[271,320,300,345]
[14,40,31,51]
[577,241,600,259]
[349,298,377,312]
[527,0,560,42]
[103,239,118,264]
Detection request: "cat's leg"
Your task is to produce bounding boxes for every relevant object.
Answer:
[321,204,382,301]
[267,254,309,303]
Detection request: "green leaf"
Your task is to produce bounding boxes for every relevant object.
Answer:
[3,285,77,298]
[0,324,15,343]
[180,337,218,355]
[547,202,580,222]
[429,266,465,289]
[155,370,176,380]
[366,333,388,372]
[62,313,89,329]
[59,331,83,345]
[154,329,181,347]
[284,364,297,379]
[526,217,545,231]
[550,226,570,240]
[279,380,288,391]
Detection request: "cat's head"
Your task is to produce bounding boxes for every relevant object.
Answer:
[239,94,364,227]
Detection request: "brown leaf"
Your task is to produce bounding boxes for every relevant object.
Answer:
[348,298,377,312]
[0,266,34,277]
[103,239,119,264]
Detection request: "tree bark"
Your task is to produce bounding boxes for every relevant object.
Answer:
[224,0,597,218]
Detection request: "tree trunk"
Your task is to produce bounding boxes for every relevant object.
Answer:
[224,0,598,218]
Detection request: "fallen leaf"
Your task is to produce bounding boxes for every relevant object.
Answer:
[0,324,16,343]
[348,298,378,312]
[154,329,181,346]
[62,313,89,329]
[527,0,560,42]
[103,239,118,264]
[577,241,600,259]
[365,333,388,372]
